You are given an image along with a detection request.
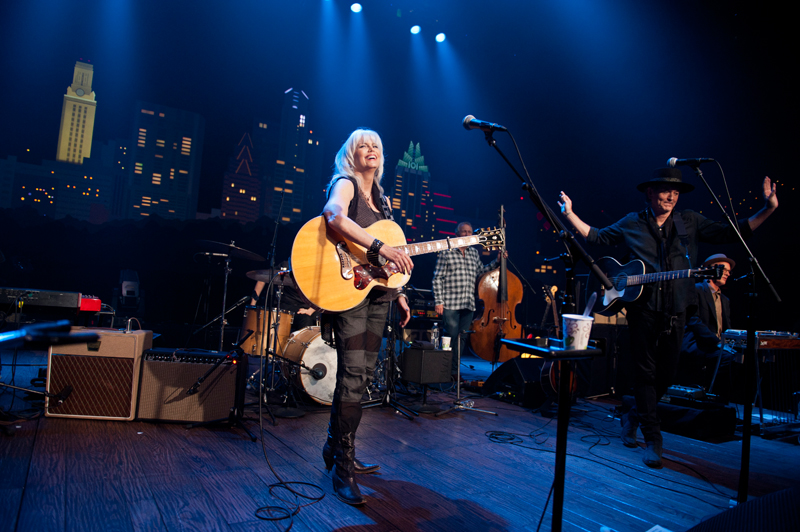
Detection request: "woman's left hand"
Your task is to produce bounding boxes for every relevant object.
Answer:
[397,295,411,327]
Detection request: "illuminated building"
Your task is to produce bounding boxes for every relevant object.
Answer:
[55,61,97,164]
[123,101,205,220]
[385,141,452,242]
[221,133,261,223]
[264,88,324,224]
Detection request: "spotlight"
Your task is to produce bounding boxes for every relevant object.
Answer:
[435,33,446,43]
[410,25,421,34]
[351,3,362,13]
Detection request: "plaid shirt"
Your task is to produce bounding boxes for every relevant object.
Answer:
[432,247,498,311]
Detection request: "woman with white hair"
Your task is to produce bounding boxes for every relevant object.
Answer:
[321,128,412,505]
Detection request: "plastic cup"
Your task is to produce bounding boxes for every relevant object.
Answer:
[562,314,594,350]
[441,336,452,350]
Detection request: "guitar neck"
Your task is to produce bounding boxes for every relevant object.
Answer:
[399,235,483,257]
[626,269,695,287]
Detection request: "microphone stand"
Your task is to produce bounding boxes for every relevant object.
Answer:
[185,330,253,396]
[475,127,612,532]
[436,331,497,417]
[267,190,286,269]
[686,163,781,504]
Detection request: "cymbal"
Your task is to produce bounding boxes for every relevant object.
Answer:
[196,240,265,262]
[246,269,296,287]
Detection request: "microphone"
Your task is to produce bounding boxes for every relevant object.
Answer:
[666,157,715,168]
[55,385,73,406]
[309,363,326,380]
[463,115,507,132]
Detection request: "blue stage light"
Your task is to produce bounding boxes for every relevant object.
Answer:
[436,33,446,43]
[410,25,421,34]
[351,3,362,13]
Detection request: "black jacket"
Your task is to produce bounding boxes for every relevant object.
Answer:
[683,281,731,353]
[586,209,751,314]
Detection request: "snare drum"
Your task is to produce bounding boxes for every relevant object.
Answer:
[282,326,337,405]
[240,306,294,356]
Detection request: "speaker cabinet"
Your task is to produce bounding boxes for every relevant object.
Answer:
[136,349,243,423]
[46,329,153,420]
[401,349,452,384]
[481,357,548,409]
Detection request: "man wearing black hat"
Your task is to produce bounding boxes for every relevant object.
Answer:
[678,254,736,399]
[558,170,777,468]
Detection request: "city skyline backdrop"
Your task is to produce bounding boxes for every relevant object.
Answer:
[0,0,795,326]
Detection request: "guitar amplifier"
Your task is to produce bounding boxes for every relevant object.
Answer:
[136,348,245,423]
[46,329,153,420]
[401,349,452,384]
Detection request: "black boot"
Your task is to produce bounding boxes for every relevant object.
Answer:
[643,431,663,469]
[332,431,365,505]
[323,423,379,474]
[332,402,367,505]
[620,409,639,448]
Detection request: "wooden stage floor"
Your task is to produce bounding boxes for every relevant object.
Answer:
[2,353,800,532]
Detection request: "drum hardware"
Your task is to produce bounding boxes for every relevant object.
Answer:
[254,275,308,420]
[193,239,264,351]
[362,300,419,420]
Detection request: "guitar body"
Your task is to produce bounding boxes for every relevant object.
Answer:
[587,256,645,317]
[290,216,411,312]
[586,257,722,318]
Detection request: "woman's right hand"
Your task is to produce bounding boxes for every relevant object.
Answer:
[380,244,414,274]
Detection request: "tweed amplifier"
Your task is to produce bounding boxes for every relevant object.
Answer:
[136,348,243,423]
[46,328,153,420]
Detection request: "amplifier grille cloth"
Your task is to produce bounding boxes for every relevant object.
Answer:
[48,355,134,418]
[137,358,237,422]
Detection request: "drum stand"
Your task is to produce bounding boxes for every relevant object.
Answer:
[260,280,306,420]
[363,300,418,420]
[437,331,497,417]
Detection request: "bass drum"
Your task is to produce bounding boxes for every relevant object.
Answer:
[282,326,337,405]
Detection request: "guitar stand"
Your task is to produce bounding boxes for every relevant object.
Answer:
[437,331,497,417]
[363,301,418,420]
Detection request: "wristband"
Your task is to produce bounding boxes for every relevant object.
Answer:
[366,239,385,266]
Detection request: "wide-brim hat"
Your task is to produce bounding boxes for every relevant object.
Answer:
[636,167,695,193]
[702,253,735,270]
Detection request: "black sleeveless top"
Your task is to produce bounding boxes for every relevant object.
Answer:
[329,176,386,228]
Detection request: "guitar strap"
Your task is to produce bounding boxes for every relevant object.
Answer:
[672,212,692,267]
[379,191,394,221]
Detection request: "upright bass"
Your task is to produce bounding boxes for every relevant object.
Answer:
[470,206,523,364]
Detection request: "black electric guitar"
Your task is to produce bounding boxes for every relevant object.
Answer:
[587,256,724,317]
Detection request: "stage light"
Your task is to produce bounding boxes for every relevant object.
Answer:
[436,33,446,42]
[410,25,421,34]
[351,3,362,13]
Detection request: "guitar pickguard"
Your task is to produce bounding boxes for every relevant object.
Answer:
[352,262,401,290]
[335,242,355,280]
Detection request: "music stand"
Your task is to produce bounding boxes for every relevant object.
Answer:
[437,331,497,417]
[502,337,602,532]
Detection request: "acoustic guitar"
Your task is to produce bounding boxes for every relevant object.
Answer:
[290,216,504,312]
[587,256,724,317]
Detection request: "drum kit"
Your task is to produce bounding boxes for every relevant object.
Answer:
[195,240,338,411]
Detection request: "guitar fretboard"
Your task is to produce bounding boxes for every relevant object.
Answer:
[400,235,483,257]
[625,269,693,287]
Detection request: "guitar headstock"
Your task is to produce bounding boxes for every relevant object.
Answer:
[474,227,505,251]
[692,264,725,280]
[540,285,558,304]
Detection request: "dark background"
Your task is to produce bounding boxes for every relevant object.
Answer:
[1,0,795,339]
